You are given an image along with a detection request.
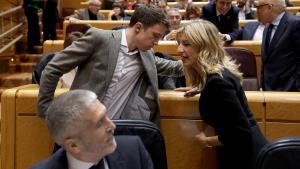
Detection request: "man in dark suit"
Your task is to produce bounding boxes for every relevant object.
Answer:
[258,0,300,91]
[202,0,240,42]
[30,90,153,169]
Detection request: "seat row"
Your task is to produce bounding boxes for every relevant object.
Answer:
[43,38,262,86]
[1,84,300,169]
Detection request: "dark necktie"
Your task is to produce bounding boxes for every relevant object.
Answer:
[264,24,274,55]
[89,159,105,169]
[219,15,224,22]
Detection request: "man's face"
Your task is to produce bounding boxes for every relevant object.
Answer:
[256,0,273,24]
[167,10,182,30]
[215,0,233,15]
[135,23,167,51]
[78,100,116,162]
[88,3,101,14]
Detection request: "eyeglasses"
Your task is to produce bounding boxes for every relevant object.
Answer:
[256,3,271,9]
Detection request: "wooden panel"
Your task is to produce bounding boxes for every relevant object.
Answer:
[1,88,18,169]
[159,90,200,118]
[1,85,38,169]
[43,40,64,54]
[61,0,83,11]
[291,0,300,6]
[161,119,218,169]
[266,122,300,140]
[16,87,68,115]
[159,90,265,120]
[16,116,53,169]
[264,92,300,121]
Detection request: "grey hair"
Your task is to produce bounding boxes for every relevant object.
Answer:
[45,90,98,145]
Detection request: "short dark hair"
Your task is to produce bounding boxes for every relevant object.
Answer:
[129,5,170,30]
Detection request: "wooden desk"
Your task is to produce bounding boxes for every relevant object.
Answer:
[1,85,279,169]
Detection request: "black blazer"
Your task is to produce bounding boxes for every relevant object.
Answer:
[261,12,300,91]
[202,3,240,41]
[238,21,260,40]
[30,136,153,169]
[199,69,263,169]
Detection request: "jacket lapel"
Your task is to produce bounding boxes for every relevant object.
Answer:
[265,12,288,62]
[268,13,287,54]
[139,51,158,91]
[106,149,125,169]
[105,30,122,89]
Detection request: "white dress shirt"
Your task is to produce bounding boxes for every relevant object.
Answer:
[102,29,144,119]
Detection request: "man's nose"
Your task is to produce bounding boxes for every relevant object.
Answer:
[107,118,116,133]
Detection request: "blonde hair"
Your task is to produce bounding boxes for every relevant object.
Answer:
[176,20,242,90]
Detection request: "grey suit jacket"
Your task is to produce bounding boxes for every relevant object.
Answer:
[67,8,105,20]
[38,28,184,124]
[261,12,300,91]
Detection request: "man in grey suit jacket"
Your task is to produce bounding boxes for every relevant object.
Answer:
[66,0,105,20]
[257,0,300,91]
[38,5,184,124]
[31,90,153,169]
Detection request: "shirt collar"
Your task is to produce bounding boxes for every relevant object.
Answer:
[216,9,222,16]
[272,12,285,27]
[121,29,138,55]
[67,152,96,169]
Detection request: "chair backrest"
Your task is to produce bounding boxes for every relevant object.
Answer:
[255,137,300,169]
[224,47,259,91]
[33,23,91,84]
[65,23,91,36]
[113,120,168,169]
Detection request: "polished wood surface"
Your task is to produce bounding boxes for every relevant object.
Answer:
[16,116,53,169]
[43,39,263,88]
[264,92,300,121]
[2,85,300,169]
[43,40,64,54]
[266,122,300,140]
[62,20,258,38]
[161,119,218,169]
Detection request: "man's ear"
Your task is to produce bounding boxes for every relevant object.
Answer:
[64,138,81,155]
[135,22,143,33]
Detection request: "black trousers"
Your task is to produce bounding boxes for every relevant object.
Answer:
[24,8,41,50]
[42,2,58,41]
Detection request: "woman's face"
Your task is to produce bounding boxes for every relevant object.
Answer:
[177,34,199,68]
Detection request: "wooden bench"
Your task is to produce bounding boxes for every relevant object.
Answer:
[166,1,300,8]
[78,0,300,11]
[62,20,258,38]
[263,92,300,140]
[2,84,300,169]
[43,40,262,81]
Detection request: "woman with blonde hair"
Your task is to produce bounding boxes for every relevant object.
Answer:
[176,20,268,169]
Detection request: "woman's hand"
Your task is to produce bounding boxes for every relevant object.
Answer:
[195,132,212,148]
[195,125,222,148]
[175,86,200,97]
